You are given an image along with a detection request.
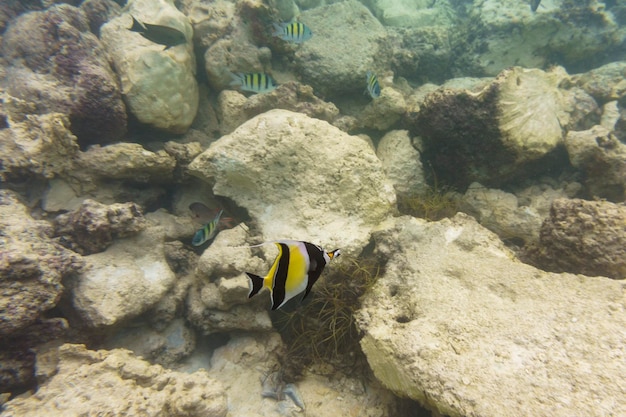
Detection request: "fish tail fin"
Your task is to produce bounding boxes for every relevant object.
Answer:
[272,22,284,37]
[129,15,145,32]
[246,272,265,298]
[229,72,244,87]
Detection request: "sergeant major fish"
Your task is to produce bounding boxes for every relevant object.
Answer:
[129,16,187,49]
[246,240,341,310]
[272,22,313,43]
[365,71,380,99]
[230,72,277,94]
[530,0,541,12]
[192,209,223,246]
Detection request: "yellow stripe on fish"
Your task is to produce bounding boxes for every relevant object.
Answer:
[229,72,277,94]
[272,22,313,43]
[246,240,341,310]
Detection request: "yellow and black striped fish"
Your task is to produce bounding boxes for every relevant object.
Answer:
[229,72,277,94]
[192,209,223,246]
[246,240,341,310]
[365,71,380,99]
[272,22,313,43]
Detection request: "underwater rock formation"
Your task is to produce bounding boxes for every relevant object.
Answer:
[69,224,176,327]
[413,66,571,190]
[187,227,274,334]
[100,0,198,133]
[465,0,626,76]
[1,4,127,146]
[459,181,579,245]
[216,82,340,136]
[529,198,626,279]
[359,85,406,131]
[53,199,146,255]
[1,344,228,417]
[376,129,427,200]
[188,109,395,257]
[74,142,177,188]
[572,60,626,104]
[356,214,626,417]
[564,124,626,201]
[0,190,82,336]
[0,191,81,394]
[0,113,79,182]
[295,0,389,97]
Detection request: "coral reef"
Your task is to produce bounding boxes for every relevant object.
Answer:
[412,67,573,189]
[53,199,146,255]
[1,344,228,417]
[525,198,626,279]
[1,4,126,146]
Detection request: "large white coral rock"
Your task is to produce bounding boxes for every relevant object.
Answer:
[188,109,396,256]
[356,214,626,417]
[100,0,198,133]
[70,225,176,327]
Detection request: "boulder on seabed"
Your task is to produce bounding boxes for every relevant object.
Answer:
[527,198,626,279]
[564,124,626,201]
[356,214,626,417]
[99,0,198,133]
[1,4,127,146]
[68,223,176,327]
[188,109,396,258]
[412,66,573,189]
[1,344,228,417]
[295,0,389,98]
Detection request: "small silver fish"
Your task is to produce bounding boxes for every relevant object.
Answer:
[365,71,380,99]
[229,72,277,94]
[272,22,313,43]
[192,209,223,246]
[530,0,541,12]
[129,16,186,49]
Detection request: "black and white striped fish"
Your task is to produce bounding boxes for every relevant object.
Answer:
[272,22,313,43]
[365,71,380,99]
[246,240,341,310]
[230,72,277,94]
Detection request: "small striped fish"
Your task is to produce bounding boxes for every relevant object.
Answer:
[272,22,313,43]
[230,72,277,94]
[192,210,223,246]
[365,71,380,99]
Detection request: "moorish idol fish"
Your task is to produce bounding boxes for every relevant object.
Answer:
[365,71,380,99]
[192,209,223,246]
[229,72,277,94]
[530,0,541,12]
[272,22,313,43]
[246,240,341,310]
[129,16,187,49]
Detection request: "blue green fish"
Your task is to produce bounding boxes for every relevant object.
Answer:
[365,71,380,99]
[192,209,223,246]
